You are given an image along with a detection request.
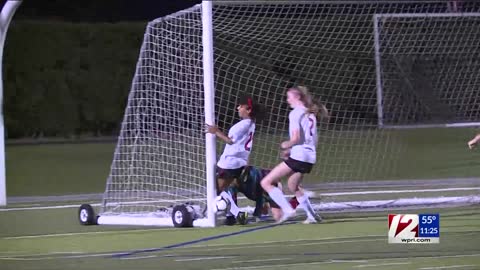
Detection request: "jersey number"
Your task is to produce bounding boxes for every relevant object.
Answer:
[308,117,315,136]
[245,132,254,151]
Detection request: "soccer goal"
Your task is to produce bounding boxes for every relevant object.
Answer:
[374,12,480,129]
[90,0,480,227]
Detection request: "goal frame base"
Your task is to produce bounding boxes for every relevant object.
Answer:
[97,215,214,227]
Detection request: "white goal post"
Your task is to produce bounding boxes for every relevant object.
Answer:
[374,12,480,129]
[0,0,22,207]
[97,1,217,227]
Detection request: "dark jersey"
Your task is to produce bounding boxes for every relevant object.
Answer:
[227,165,298,217]
[233,166,271,217]
[237,166,270,201]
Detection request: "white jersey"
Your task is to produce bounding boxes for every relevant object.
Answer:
[288,106,317,164]
[217,119,255,169]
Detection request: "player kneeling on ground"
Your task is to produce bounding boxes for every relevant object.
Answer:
[216,165,322,224]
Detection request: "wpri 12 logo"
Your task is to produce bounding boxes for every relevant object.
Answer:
[388,214,440,244]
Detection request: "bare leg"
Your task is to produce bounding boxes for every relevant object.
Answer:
[217,177,234,194]
[287,173,318,223]
[271,207,283,222]
[260,162,292,192]
[260,162,295,222]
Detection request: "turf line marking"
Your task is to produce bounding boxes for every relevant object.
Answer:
[321,187,480,196]
[63,253,120,259]
[196,238,381,253]
[331,260,368,263]
[354,262,411,268]
[119,255,157,260]
[175,256,235,262]
[0,204,100,211]
[0,252,119,261]
[211,261,336,270]
[419,265,476,270]
[233,258,292,263]
[0,203,101,211]
[0,252,83,259]
[3,228,175,240]
[0,257,55,261]
[3,186,479,212]
[364,254,480,263]
[111,223,283,258]
[186,234,384,249]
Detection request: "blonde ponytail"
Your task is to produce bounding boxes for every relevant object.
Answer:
[288,86,329,120]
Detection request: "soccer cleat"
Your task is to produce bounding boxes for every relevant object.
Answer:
[303,189,317,198]
[303,213,323,224]
[236,211,249,225]
[275,209,296,224]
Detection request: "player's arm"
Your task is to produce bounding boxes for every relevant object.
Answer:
[281,129,300,149]
[281,113,301,149]
[468,133,480,149]
[206,124,233,145]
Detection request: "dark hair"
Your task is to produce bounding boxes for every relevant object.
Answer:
[238,95,266,122]
[287,86,329,120]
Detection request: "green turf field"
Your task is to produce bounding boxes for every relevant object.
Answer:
[5,127,480,196]
[2,128,479,270]
[0,205,479,270]
[6,143,115,196]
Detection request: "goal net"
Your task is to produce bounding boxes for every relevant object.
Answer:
[99,1,480,226]
[376,12,480,128]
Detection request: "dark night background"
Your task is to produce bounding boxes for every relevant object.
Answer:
[1,0,203,139]
[0,0,477,139]
[1,0,201,22]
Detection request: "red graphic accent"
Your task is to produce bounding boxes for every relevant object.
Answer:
[388,214,394,227]
[389,214,419,237]
[244,132,254,151]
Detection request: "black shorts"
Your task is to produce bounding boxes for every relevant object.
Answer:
[284,157,313,174]
[217,166,244,180]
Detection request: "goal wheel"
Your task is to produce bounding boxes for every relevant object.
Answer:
[172,205,193,228]
[78,204,97,225]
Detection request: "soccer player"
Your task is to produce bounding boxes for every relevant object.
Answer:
[261,86,328,224]
[206,95,264,224]
[224,165,318,224]
[468,133,480,149]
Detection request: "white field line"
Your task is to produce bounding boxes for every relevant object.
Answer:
[320,187,480,196]
[332,260,369,263]
[2,186,479,212]
[0,236,384,261]
[175,256,234,262]
[0,203,102,211]
[354,262,411,268]
[0,252,117,261]
[419,265,476,270]
[119,255,157,260]
[362,254,480,264]
[197,239,380,253]
[211,261,338,270]
[233,258,292,264]
[211,255,480,270]
[187,234,384,249]
[3,228,178,240]
[0,239,382,261]
[211,262,334,270]
[1,249,479,263]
